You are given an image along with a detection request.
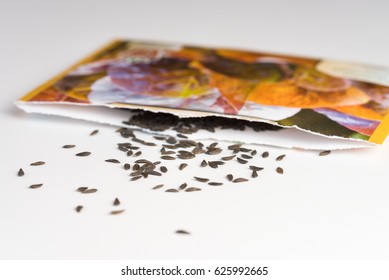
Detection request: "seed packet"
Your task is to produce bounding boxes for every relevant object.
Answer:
[16,39,389,149]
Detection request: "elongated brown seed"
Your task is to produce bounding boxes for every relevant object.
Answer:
[193,177,209,183]
[82,188,97,193]
[75,206,83,213]
[251,170,258,178]
[276,167,284,174]
[221,155,236,161]
[76,187,88,192]
[208,182,223,186]
[131,176,142,181]
[165,189,179,193]
[110,210,125,215]
[179,183,188,190]
[175,230,190,234]
[76,152,91,157]
[29,184,43,189]
[152,184,164,190]
[249,165,264,171]
[62,145,75,149]
[237,158,248,164]
[185,187,202,192]
[18,168,24,177]
[161,156,175,160]
[276,154,286,161]
[30,161,45,166]
[232,178,248,183]
[105,159,120,163]
[113,198,120,206]
[90,129,99,136]
[319,150,331,156]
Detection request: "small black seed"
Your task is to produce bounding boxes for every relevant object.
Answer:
[237,157,248,164]
[241,154,253,159]
[113,198,120,206]
[133,164,140,171]
[165,189,179,193]
[161,156,175,160]
[75,205,83,213]
[249,165,264,171]
[200,160,208,167]
[179,163,188,170]
[251,170,258,178]
[276,167,284,174]
[90,129,99,136]
[76,152,91,157]
[152,184,164,190]
[262,151,269,158]
[134,151,142,157]
[29,183,43,189]
[160,166,168,173]
[131,176,142,181]
[110,210,125,215]
[62,145,75,149]
[179,183,188,190]
[18,168,24,177]
[276,154,286,161]
[251,150,257,156]
[128,146,140,150]
[105,159,120,163]
[185,187,201,192]
[127,150,133,156]
[124,163,131,170]
[82,188,97,193]
[194,177,209,183]
[232,178,248,183]
[227,174,233,181]
[175,230,190,234]
[319,150,331,156]
[208,182,223,186]
[221,155,236,161]
[30,161,45,166]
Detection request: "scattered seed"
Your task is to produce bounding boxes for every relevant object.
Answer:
[237,158,248,164]
[126,150,133,156]
[154,136,166,141]
[152,184,164,190]
[208,182,223,186]
[76,152,91,157]
[131,176,142,181]
[227,174,233,181]
[165,189,179,193]
[134,151,142,157]
[29,183,43,189]
[240,147,251,152]
[179,163,188,170]
[75,205,83,213]
[18,168,24,177]
[194,177,209,183]
[185,187,202,192]
[113,198,120,206]
[161,156,175,160]
[262,151,269,158]
[160,166,168,173]
[148,171,162,176]
[30,161,45,166]
[221,155,236,161]
[105,159,120,164]
[251,150,257,156]
[179,183,188,190]
[176,133,188,139]
[76,187,88,192]
[276,167,284,174]
[249,165,264,171]
[82,188,97,193]
[233,178,248,183]
[110,210,125,215]
[90,129,99,136]
[175,230,190,234]
[166,136,177,144]
[251,170,258,178]
[276,154,286,161]
[200,160,208,167]
[133,164,140,171]
[62,145,75,149]
[124,163,131,170]
[319,150,331,156]
[228,144,241,150]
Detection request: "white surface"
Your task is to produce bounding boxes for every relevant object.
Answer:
[1,0,389,260]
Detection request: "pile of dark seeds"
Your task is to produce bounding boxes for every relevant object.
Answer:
[17,111,332,235]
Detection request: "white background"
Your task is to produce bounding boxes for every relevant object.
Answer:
[1,0,389,260]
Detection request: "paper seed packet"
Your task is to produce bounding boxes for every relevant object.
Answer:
[16,39,389,149]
